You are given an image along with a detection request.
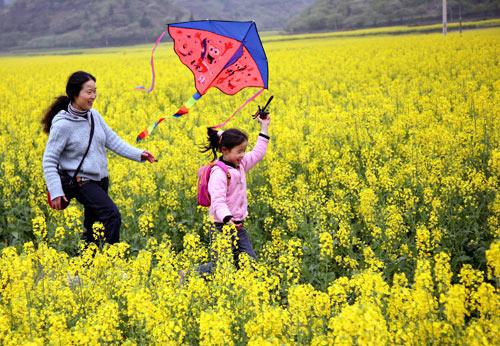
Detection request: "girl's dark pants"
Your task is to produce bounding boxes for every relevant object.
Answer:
[198,223,257,274]
[75,177,121,244]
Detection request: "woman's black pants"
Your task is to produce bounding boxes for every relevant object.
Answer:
[75,177,121,244]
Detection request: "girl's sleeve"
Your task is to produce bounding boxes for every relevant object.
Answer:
[241,134,269,172]
[208,167,232,222]
[95,111,144,162]
[42,122,68,199]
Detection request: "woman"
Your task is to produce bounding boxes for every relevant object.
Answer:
[42,71,155,244]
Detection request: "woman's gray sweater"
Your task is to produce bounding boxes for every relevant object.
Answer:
[43,109,144,199]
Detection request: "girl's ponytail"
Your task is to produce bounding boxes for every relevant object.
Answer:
[200,127,249,161]
[200,127,220,161]
[41,96,71,134]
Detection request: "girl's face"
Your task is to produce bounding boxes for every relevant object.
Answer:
[221,141,248,166]
[73,79,96,111]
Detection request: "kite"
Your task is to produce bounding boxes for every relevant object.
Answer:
[136,20,269,142]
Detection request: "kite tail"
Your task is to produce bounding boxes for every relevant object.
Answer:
[135,30,167,93]
[136,92,202,142]
[211,88,265,129]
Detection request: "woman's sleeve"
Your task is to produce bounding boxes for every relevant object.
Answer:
[208,167,232,222]
[96,112,144,162]
[42,123,68,199]
[241,134,269,172]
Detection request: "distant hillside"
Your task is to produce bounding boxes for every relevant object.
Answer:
[287,0,500,33]
[3,0,497,51]
[0,0,314,51]
[173,0,314,31]
[0,0,185,50]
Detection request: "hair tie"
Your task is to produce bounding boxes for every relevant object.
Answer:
[217,130,224,137]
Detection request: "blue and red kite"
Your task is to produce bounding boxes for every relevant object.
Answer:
[136,20,269,142]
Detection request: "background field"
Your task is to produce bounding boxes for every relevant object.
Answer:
[0,27,498,344]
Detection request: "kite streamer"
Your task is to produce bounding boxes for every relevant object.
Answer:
[135,30,167,93]
[136,91,201,142]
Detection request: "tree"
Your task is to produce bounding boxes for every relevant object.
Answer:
[140,13,152,29]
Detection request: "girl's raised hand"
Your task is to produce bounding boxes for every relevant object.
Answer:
[257,115,270,135]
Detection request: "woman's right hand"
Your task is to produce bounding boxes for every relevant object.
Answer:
[141,150,157,163]
[52,196,68,210]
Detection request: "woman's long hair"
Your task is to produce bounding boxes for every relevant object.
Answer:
[41,71,96,133]
[201,127,248,161]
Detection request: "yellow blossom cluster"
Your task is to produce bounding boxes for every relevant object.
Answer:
[0,26,498,343]
[0,239,497,344]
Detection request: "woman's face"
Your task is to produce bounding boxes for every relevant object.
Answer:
[73,79,96,111]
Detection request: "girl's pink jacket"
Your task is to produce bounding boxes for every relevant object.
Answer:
[208,135,269,223]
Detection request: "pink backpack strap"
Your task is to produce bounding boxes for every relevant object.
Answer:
[215,160,231,185]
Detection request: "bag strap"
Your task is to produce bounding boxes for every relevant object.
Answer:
[72,112,95,180]
[214,160,231,185]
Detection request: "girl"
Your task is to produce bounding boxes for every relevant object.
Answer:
[42,71,156,244]
[198,115,270,273]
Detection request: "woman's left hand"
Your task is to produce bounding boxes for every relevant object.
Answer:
[141,150,157,163]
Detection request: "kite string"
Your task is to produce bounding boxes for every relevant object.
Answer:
[135,30,167,93]
[210,88,265,129]
[136,88,265,142]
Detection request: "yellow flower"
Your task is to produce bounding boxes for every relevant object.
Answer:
[434,252,452,294]
[363,246,384,271]
[32,216,47,241]
[359,187,378,225]
[485,239,500,280]
[319,231,334,258]
[245,306,290,343]
[92,222,105,242]
[416,225,432,257]
[138,213,154,236]
[199,308,233,346]
[328,301,389,345]
[442,284,468,326]
[54,226,66,243]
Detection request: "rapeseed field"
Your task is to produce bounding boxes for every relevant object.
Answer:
[0,28,498,344]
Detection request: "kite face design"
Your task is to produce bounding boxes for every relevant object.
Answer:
[169,21,268,95]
